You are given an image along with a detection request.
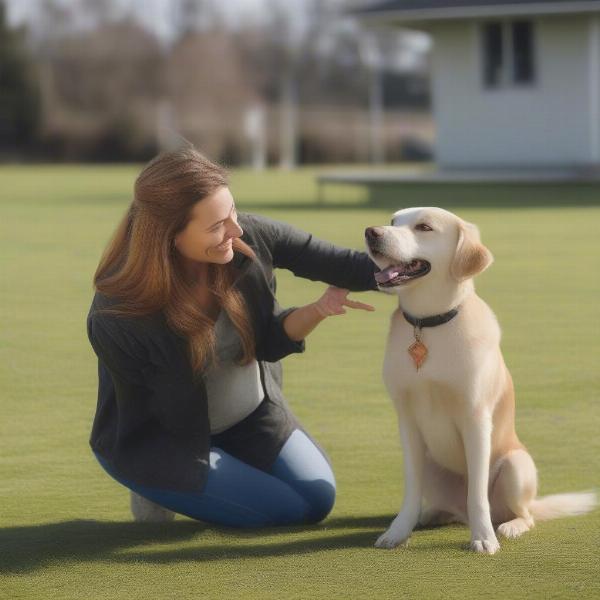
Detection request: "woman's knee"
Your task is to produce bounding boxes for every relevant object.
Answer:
[301,478,336,523]
[271,429,337,523]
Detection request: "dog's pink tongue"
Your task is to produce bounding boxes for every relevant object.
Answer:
[375,266,400,284]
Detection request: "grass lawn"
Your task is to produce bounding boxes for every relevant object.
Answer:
[1,164,599,599]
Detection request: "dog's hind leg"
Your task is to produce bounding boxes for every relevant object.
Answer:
[490,449,537,539]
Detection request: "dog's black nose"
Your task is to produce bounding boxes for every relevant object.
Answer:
[365,227,384,242]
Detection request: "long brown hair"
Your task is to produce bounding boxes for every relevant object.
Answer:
[93,146,256,375]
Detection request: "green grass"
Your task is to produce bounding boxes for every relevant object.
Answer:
[1,164,599,599]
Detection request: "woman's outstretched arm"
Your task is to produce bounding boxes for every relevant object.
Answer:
[243,213,379,291]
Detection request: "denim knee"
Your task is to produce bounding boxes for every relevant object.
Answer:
[301,479,336,524]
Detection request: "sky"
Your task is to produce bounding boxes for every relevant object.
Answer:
[4,0,430,68]
[5,0,304,42]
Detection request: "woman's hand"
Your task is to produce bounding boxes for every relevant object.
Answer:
[313,286,375,317]
[283,286,375,342]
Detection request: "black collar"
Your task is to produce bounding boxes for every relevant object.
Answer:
[402,307,459,329]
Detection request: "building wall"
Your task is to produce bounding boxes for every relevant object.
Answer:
[429,15,595,168]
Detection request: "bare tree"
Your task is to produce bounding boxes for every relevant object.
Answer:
[33,4,164,160]
[166,30,256,162]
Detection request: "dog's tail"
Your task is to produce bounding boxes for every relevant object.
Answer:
[529,491,597,521]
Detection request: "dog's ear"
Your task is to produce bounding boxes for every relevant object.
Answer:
[450,221,494,281]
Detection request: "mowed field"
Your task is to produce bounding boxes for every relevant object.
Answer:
[1,164,599,599]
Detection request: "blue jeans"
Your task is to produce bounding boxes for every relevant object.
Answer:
[94,429,336,528]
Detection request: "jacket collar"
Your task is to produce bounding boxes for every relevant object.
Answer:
[231,250,250,270]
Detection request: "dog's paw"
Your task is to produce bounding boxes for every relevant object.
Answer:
[497,517,533,539]
[374,527,411,549]
[469,535,500,555]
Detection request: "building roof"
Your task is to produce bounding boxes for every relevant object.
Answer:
[354,0,600,24]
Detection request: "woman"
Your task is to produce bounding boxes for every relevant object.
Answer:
[87,146,378,528]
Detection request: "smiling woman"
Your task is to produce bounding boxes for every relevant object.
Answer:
[174,188,241,267]
[87,145,379,528]
[93,147,257,371]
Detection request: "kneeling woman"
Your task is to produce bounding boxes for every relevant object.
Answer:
[87,147,377,527]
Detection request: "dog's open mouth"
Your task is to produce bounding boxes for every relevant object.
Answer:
[375,259,431,287]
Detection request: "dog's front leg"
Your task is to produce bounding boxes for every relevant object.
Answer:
[462,413,500,554]
[375,409,425,549]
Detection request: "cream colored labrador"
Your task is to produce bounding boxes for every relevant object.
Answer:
[365,207,596,554]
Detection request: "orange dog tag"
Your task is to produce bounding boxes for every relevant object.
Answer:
[408,339,428,370]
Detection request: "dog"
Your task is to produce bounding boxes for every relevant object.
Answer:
[365,207,596,554]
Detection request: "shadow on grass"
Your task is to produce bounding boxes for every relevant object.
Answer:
[68,182,600,212]
[0,515,466,572]
[240,182,600,212]
[114,531,464,566]
[0,519,204,574]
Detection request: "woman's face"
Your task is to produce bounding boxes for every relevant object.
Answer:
[173,186,242,266]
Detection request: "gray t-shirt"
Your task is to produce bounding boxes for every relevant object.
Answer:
[205,310,265,434]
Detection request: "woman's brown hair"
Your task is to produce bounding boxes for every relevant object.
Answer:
[93,146,256,376]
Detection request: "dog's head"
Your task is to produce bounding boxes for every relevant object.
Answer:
[365,207,493,294]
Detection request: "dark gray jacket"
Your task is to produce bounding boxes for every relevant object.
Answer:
[87,213,378,492]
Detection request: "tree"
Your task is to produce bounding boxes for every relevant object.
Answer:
[166,29,255,163]
[34,15,163,160]
[0,1,41,154]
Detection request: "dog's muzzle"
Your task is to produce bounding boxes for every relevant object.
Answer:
[365,227,431,286]
[365,227,385,254]
[374,260,431,287]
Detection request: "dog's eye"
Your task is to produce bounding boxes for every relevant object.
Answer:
[415,223,433,232]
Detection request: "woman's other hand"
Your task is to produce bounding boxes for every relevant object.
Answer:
[313,286,375,317]
[282,286,375,342]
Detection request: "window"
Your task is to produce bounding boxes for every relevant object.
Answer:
[482,20,535,88]
[512,21,534,83]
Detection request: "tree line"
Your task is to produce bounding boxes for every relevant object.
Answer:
[0,0,431,165]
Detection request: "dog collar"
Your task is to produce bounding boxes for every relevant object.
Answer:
[402,307,459,329]
[403,307,460,371]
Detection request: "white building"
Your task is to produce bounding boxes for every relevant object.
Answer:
[358,0,600,170]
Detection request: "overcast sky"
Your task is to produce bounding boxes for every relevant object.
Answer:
[5,0,305,42]
[4,0,430,69]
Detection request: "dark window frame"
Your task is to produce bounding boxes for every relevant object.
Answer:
[512,20,535,84]
[481,19,536,89]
